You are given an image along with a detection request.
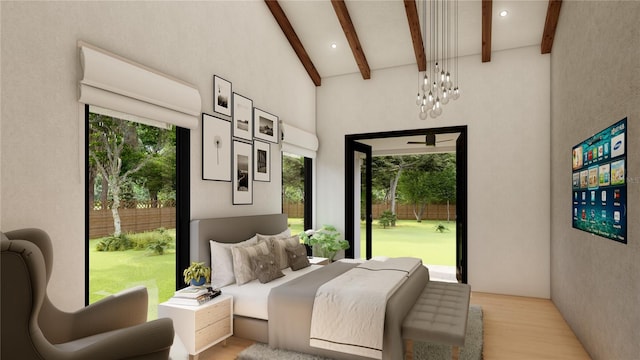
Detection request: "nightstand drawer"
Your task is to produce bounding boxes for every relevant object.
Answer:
[195,317,231,350]
[195,297,231,330]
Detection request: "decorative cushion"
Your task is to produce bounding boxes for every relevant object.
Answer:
[251,252,285,284]
[209,236,257,287]
[285,244,311,271]
[258,235,300,270]
[256,228,291,242]
[230,241,272,285]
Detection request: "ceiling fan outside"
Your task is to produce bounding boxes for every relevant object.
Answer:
[407,134,454,146]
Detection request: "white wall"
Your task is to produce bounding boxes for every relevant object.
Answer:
[1,1,315,310]
[317,46,551,298]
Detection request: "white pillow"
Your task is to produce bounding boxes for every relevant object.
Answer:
[209,236,257,288]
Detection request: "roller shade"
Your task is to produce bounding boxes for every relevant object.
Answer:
[78,41,201,129]
[281,122,319,159]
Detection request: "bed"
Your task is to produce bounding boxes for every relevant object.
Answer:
[190,214,429,360]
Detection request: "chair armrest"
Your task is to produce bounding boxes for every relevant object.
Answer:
[69,286,149,339]
[62,318,175,360]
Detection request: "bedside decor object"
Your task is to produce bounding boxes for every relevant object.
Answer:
[214,75,232,116]
[202,113,231,181]
[183,261,211,286]
[233,140,253,205]
[253,140,270,182]
[299,225,349,262]
[232,93,253,141]
[253,108,279,143]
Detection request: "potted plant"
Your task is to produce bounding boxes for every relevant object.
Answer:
[183,261,211,286]
[299,225,349,262]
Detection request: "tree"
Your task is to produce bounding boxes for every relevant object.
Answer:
[398,169,440,221]
[89,113,170,236]
[282,154,304,203]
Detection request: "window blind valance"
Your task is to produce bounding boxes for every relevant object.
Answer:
[78,41,201,129]
[281,122,319,159]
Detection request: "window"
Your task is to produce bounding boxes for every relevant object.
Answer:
[282,152,312,234]
[86,106,186,319]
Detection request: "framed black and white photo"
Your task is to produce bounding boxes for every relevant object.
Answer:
[232,140,253,205]
[253,140,270,182]
[232,93,253,141]
[253,108,279,144]
[213,75,232,116]
[202,113,231,182]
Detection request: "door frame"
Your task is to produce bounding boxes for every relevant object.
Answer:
[344,126,468,283]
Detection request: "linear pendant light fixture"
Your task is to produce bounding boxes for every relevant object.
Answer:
[416,0,461,119]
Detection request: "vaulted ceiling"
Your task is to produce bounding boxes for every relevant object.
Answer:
[265,0,562,86]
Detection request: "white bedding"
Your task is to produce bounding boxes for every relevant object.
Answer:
[221,264,323,320]
[309,257,422,359]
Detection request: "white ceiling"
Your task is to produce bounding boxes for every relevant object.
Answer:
[276,0,549,154]
[278,0,550,79]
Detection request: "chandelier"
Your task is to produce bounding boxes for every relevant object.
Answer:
[416,0,461,120]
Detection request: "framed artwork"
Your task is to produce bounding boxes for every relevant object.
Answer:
[232,140,253,205]
[253,140,270,182]
[253,108,279,144]
[201,113,231,182]
[213,75,232,116]
[232,93,253,141]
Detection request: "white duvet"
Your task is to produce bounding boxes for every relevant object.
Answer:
[309,257,422,359]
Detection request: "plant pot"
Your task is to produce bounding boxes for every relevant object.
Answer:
[190,277,206,286]
[304,244,313,257]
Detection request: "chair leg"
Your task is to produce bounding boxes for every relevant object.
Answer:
[404,339,414,360]
[452,345,460,360]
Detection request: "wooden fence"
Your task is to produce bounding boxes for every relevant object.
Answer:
[89,207,176,239]
[283,202,456,221]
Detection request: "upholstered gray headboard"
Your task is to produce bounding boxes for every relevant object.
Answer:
[190,213,288,268]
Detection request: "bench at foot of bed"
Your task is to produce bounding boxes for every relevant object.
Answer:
[402,281,471,360]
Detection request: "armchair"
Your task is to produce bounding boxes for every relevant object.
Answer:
[1,228,175,360]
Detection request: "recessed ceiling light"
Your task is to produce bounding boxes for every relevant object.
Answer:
[499,10,508,17]
[331,43,337,49]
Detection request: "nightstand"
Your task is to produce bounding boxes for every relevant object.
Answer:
[309,256,329,265]
[158,294,233,360]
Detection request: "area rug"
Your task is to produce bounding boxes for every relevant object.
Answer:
[237,305,483,360]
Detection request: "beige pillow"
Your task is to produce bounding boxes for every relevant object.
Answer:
[258,235,299,270]
[231,241,271,285]
[209,236,257,287]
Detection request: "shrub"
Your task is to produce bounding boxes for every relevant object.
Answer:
[145,228,174,256]
[378,210,397,229]
[434,223,450,233]
[95,234,132,251]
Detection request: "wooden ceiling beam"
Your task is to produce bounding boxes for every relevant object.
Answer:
[482,0,492,62]
[404,0,427,72]
[541,0,562,54]
[331,0,371,80]
[264,0,322,86]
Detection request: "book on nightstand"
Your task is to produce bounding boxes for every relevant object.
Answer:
[168,287,222,306]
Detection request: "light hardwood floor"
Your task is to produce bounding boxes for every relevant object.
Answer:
[196,292,591,360]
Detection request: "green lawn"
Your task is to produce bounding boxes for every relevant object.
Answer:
[289,218,456,266]
[89,238,176,320]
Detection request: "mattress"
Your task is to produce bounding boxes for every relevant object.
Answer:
[221,264,323,320]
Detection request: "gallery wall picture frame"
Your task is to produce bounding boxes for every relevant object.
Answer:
[213,75,232,116]
[202,113,231,182]
[232,93,253,141]
[253,108,279,144]
[232,140,253,205]
[253,140,271,182]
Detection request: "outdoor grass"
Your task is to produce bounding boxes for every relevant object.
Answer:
[89,236,176,320]
[289,218,456,266]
